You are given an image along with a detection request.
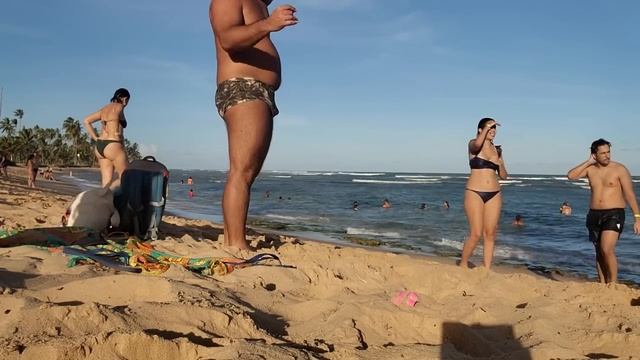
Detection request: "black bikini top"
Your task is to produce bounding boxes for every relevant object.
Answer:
[469,156,499,172]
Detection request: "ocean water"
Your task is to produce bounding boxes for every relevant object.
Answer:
[64,170,640,284]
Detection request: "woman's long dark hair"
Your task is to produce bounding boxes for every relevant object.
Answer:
[110,88,130,104]
[477,117,495,130]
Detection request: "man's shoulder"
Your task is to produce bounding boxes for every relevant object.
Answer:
[611,161,631,175]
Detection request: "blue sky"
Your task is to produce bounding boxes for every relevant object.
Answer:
[1,0,638,174]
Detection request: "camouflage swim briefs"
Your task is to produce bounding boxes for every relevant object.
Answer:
[215,77,279,117]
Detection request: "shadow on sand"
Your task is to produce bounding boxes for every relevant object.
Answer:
[441,322,532,359]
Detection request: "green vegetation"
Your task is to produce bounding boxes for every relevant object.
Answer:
[0,108,141,166]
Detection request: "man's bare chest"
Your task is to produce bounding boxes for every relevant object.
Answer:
[589,170,619,189]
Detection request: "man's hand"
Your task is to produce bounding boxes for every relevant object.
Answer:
[587,153,596,165]
[266,5,298,32]
[634,220,640,235]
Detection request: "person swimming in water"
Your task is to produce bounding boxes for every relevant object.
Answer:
[382,198,392,209]
[83,88,130,188]
[460,118,508,269]
[512,214,524,226]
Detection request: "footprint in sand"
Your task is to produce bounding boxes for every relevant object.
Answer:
[35,216,47,224]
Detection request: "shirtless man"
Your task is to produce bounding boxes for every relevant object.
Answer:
[83,88,130,188]
[209,0,298,249]
[568,138,640,283]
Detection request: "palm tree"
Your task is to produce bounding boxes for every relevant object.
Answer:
[15,127,36,162]
[62,117,82,165]
[124,139,142,161]
[13,109,24,130]
[0,117,17,138]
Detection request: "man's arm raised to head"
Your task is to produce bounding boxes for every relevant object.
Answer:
[567,154,596,180]
[210,0,298,53]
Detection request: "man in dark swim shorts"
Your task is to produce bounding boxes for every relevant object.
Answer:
[586,208,625,244]
[568,138,640,283]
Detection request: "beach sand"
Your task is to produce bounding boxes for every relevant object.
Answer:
[1,175,639,359]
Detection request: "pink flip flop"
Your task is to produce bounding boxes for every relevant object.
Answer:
[405,292,419,307]
[392,290,407,306]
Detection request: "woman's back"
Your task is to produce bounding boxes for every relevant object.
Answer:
[99,103,124,140]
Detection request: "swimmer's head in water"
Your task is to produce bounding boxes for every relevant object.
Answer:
[111,88,131,105]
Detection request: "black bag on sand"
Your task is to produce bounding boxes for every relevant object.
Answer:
[114,156,169,240]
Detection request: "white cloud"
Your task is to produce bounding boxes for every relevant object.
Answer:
[138,143,158,157]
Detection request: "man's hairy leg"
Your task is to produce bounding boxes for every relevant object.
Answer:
[595,248,606,283]
[222,101,273,250]
[599,231,620,283]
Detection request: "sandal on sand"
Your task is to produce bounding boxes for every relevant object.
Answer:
[405,292,419,307]
[392,290,408,306]
[392,290,419,307]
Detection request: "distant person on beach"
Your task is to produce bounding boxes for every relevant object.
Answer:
[83,88,130,188]
[26,153,39,188]
[44,167,56,181]
[460,118,508,269]
[512,214,524,226]
[189,189,194,199]
[187,176,193,185]
[382,199,392,208]
[560,201,572,216]
[567,138,640,284]
[419,203,426,210]
[210,0,298,250]
[0,153,8,178]
[353,201,359,211]
[443,200,450,209]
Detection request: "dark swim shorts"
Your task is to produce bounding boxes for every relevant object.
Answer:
[586,208,625,244]
[215,77,278,117]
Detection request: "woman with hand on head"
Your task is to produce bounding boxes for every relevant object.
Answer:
[460,117,508,269]
[83,88,130,188]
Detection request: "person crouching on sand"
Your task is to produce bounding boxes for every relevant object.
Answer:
[83,88,130,188]
[460,118,508,269]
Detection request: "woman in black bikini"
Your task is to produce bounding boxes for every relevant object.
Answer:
[460,118,508,269]
[83,88,130,188]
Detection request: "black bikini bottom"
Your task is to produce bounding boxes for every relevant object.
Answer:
[95,139,121,158]
[466,188,500,203]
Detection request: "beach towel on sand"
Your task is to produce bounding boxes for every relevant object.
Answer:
[58,238,283,276]
[1,227,283,276]
[0,227,102,247]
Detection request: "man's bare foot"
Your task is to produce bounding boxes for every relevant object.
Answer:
[225,245,256,259]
